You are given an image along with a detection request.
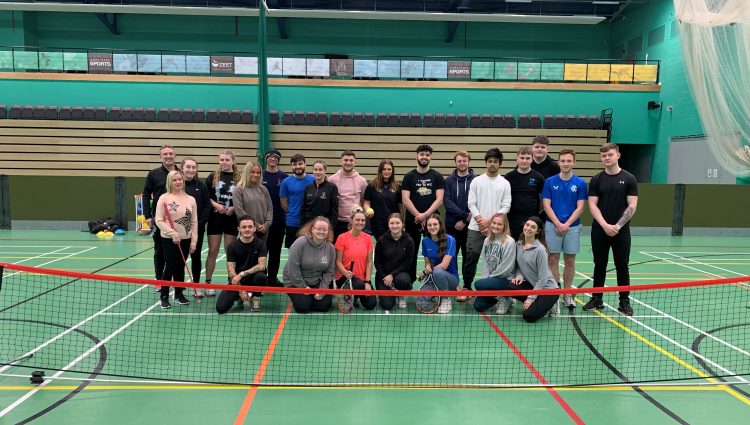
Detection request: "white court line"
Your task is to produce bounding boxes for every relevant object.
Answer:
[0,298,161,418]
[0,245,77,249]
[4,247,97,279]
[571,264,749,378]
[9,247,71,265]
[662,252,750,288]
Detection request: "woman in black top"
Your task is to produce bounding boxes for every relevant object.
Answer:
[374,213,415,310]
[300,160,339,228]
[181,157,210,297]
[204,150,240,295]
[364,159,403,240]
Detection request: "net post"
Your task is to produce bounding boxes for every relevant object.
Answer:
[114,176,128,231]
[0,174,10,229]
[0,264,3,290]
[671,183,685,236]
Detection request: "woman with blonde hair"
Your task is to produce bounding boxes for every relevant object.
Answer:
[472,213,517,314]
[234,161,273,241]
[204,150,240,294]
[154,170,198,309]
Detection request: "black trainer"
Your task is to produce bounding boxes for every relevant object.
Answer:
[582,297,603,311]
[160,297,172,309]
[618,299,634,316]
[174,293,190,305]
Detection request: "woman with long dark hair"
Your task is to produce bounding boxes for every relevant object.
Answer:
[421,214,459,314]
[374,213,415,310]
[364,159,402,240]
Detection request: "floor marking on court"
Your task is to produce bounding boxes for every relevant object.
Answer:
[480,313,584,424]
[575,298,750,407]
[4,247,97,278]
[0,284,149,379]
[661,252,750,288]
[234,302,293,425]
[0,296,161,418]
[572,264,750,374]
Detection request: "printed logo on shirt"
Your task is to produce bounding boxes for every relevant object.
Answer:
[552,185,559,191]
[620,181,625,184]
[571,186,578,192]
[168,200,179,212]
[529,177,537,186]
[321,256,328,263]
[417,187,433,197]
[320,192,327,200]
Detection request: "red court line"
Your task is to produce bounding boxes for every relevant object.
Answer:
[234,302,293,425]
[481,313,585,425]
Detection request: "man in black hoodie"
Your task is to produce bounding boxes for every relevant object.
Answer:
[444,151,475,297]
[531,135,561,179]
[142,145,178,280]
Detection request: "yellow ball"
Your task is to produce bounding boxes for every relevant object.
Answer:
[365,208,375,217]
[96,231,105,238]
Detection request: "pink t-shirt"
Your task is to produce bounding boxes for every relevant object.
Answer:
[334,231,373,280]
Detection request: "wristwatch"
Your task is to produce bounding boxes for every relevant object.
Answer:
[239,271,247,277]
[614,224,621,231]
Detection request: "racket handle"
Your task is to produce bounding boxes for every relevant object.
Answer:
[349,261,354,271]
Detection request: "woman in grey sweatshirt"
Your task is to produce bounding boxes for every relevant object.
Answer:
[472,213,517,313]
[510,216,560,322]
[283,217,336,313]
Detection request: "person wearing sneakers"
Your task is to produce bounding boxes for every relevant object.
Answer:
[234,161,273,243]
[154,170,198,309]
[262,149,288,286]
[334,208,377,310]
[472,213,517,314]
[374,213,415,311]
[444,150,475,302]
[421,214,460,314]
[216,217,268,314]
[283,216,336,314]
[542,149,588,309]
[584,143,638,316]
[181,158,210,298]
[510,216,560,322]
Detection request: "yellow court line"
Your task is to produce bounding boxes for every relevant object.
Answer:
[0,385,728,392]
[576,298,750,406]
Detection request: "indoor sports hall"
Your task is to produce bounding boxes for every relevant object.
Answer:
[1,1,749,424]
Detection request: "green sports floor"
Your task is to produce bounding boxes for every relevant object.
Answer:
[0,230,749,425]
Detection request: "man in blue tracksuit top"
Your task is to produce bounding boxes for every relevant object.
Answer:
[443,150,475,295]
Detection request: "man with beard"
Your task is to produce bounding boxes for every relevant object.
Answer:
[444,150,475,299]
[328,150,367,240]
[401,144,445,282]
[262,149,288,285]
[280,154,315,248]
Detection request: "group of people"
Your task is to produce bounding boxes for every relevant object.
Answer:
[143,136,638,320]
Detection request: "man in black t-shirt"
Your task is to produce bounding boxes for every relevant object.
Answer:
[216,217,268,314]
[401,144,445,281]
[505,146,545,240]
[584,143,639,316]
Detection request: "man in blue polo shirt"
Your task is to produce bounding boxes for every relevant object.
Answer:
[542,149,588,309]
[280,154,315,248]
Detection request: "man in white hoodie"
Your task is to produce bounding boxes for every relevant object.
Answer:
[465,148,512,291]
[329,150,368,240]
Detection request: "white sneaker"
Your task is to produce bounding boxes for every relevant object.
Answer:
[563,294,575,308]
[205,289,216,296]
[251,297,261,312]
[397,297,407,309]
[438,298,452,314]
[496,297,510,315]
[548,299,560,317]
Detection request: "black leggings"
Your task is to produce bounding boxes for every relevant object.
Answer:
[152,228,164,280]
[160,238,191,298]
[288,293,332,314]
[189,223,206,283]
[215,272,267,314]
[471,278,558,323]
[591,224,631,300]
[335,276,377,310]
[375,272,413,310]
[284,226,299,249]
[404,220,424,282]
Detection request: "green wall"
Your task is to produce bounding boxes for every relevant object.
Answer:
[14,12,610,59]
[609,0,703,183]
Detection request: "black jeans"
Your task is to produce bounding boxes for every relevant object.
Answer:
[404,220,424,282]
[215,272,268,314]
[152,227,164,280]
[334,220,349,242]
[284,226,299,249]
[288,292,333,314]
[591,224,631,300]
[375,272,413,310]
[266,222,285,284]
[160,238,191,298]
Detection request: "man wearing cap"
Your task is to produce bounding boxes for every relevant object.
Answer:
[262,149,288,286]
